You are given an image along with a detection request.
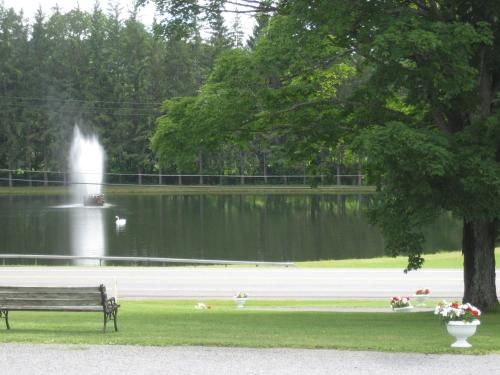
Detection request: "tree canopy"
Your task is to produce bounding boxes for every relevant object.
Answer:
[148,0,500,311]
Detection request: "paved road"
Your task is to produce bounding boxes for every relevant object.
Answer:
[2,266,499,299]
[1,344,498,375]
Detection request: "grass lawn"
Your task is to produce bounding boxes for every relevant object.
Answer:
[1,300,498,354]
[297,248,500,269]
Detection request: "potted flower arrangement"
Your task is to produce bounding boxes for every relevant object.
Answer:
[390,296,413,312]
[434,301,481,348]
[413,288,430,306]
[233,292,248,308]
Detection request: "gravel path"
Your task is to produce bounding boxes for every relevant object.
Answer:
[1,344,499,375]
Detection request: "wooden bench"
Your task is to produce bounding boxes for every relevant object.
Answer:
[0,285,119,332]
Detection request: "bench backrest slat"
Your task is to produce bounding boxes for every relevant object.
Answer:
[0,286,101,293]
[0,292,101,300]
[0,298,103,307]
[0,286,106,308]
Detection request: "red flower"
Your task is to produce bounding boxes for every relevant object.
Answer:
[473,310,479,317]
[451,303,459,308]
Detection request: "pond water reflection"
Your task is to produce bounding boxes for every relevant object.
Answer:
[0,194,462,263]
[70,206,106,265]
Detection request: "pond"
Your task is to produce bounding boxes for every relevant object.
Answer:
[0,194,462,264]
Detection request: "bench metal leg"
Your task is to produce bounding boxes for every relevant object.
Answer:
[103,311,108,333]
[0,310,10,330]
[103,309,118,333]
[113,309,118,332]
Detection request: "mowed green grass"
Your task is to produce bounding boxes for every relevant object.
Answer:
[297,249,500,269]
[0,300,499,354]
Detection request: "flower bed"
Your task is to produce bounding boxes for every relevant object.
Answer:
[390,296,413,311]
[434,301,481,323]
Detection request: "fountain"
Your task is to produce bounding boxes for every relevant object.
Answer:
[68,125,107,265]
[69,126,105,206]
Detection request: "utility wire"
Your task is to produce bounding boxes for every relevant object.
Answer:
[0,107,158,117]
[0,103,160,112]
[0,95,163,106]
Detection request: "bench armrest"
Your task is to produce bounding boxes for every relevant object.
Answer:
[105,297,120,312]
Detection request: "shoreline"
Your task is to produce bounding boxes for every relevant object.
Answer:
[0,185,376,195]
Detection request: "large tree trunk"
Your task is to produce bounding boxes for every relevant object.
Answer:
[462,219,498,312]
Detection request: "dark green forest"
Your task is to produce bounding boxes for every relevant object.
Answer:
[0,3,204,176]
[0,2,360,181]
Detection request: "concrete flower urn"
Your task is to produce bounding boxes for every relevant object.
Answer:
[413,294,429,306]
[234,298,247,308]
[234,292,248,308]
[446,320,480,348]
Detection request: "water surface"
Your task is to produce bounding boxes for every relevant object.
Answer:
[0,194,462,263]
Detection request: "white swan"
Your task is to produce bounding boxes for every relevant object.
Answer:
[115,216,127,226]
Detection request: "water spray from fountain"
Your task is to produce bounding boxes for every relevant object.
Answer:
[69,125,105,206]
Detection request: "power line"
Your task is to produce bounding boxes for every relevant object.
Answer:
[0,102,160,111]
[0,95,164,106]
[0,107,158,117]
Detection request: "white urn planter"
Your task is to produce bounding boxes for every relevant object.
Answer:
[413,294,429,306]
[392,306,414,312]
[446,320,480,348]
[234,298,247,308]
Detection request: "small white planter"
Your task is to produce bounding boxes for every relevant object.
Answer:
[446,320,480,348]
[392,306,414,312]
[234,298,247,308]
[413,294,430,306]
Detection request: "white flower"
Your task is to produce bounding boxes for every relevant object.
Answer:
[434,300,481,322]
[195,303,207,310]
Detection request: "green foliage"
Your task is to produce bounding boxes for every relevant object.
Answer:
[357,122,455,270]
[452,116,500,220]
[151,10,360,177]
[151,97,200,170]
